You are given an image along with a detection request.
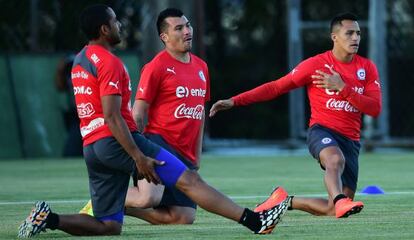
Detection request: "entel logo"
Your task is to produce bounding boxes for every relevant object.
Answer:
[74,86,92,95]
[176,86,206,98]
[325,86,364,96]
[325,88,339,96]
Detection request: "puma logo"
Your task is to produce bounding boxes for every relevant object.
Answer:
[324,64,333,70]
[167,67,176,75]
[109,81,119,89]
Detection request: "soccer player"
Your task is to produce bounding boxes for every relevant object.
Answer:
[210,13,382,218]
[125,8,209,224]
[18,4,288,238]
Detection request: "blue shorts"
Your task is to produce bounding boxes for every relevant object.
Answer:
[83,132,188,222]
[307,124,361,191]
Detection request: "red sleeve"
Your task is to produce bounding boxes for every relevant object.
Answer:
[232,75,296,106]
[97,57,123,96]
[232,57,316,106]
[339,62,382,117]
[135,62,161,104]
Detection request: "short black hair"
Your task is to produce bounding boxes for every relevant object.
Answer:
[156,8,184,35]
[330,12,358,33]
[80,4,111,40]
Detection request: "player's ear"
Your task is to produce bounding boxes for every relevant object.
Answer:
[100,24,110,36]
[331,32,337,42]
[160,32,168,43]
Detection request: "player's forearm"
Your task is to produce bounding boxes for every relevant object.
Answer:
[195,115,205,168]
[340,86,382,117]
[134,115,145,132]
[132,100,149,132]
[352,97,381,117]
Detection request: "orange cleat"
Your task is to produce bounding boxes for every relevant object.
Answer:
[335,197,364,218]
[254,187,288,213]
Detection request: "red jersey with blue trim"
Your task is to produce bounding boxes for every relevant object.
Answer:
[232,51,381,140]
[71,45,137,146]
[135,50,210,163]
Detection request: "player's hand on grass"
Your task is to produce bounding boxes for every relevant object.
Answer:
[135,156,165,185]
[209,99,234,117]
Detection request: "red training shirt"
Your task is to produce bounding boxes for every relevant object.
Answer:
[72,45,137,146]
[136,50,210,164]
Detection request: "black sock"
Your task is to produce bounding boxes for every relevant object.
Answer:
[238,208,261,232]
[45,212,59,230]
[287,196,294,210]
[333,194,347,205]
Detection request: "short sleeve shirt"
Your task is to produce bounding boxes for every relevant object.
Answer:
[135,50,210,163]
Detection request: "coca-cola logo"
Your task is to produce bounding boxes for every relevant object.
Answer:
[174,103,204,120]
[326,98,359,113]
[77,102,95,118]
[80,117,104,137]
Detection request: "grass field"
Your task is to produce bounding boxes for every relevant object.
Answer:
[1,152,413,239]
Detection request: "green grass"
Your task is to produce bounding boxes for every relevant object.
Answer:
[1,152,414,239]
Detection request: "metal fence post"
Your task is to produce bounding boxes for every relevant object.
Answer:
[368,0,389,140]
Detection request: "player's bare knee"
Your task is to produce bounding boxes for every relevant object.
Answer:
[177,170,204,192]
[324,154,345,171]
[176,214,195,224]
[127,199,146,208]
[167,211,195,224]
[128,194,158,208]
